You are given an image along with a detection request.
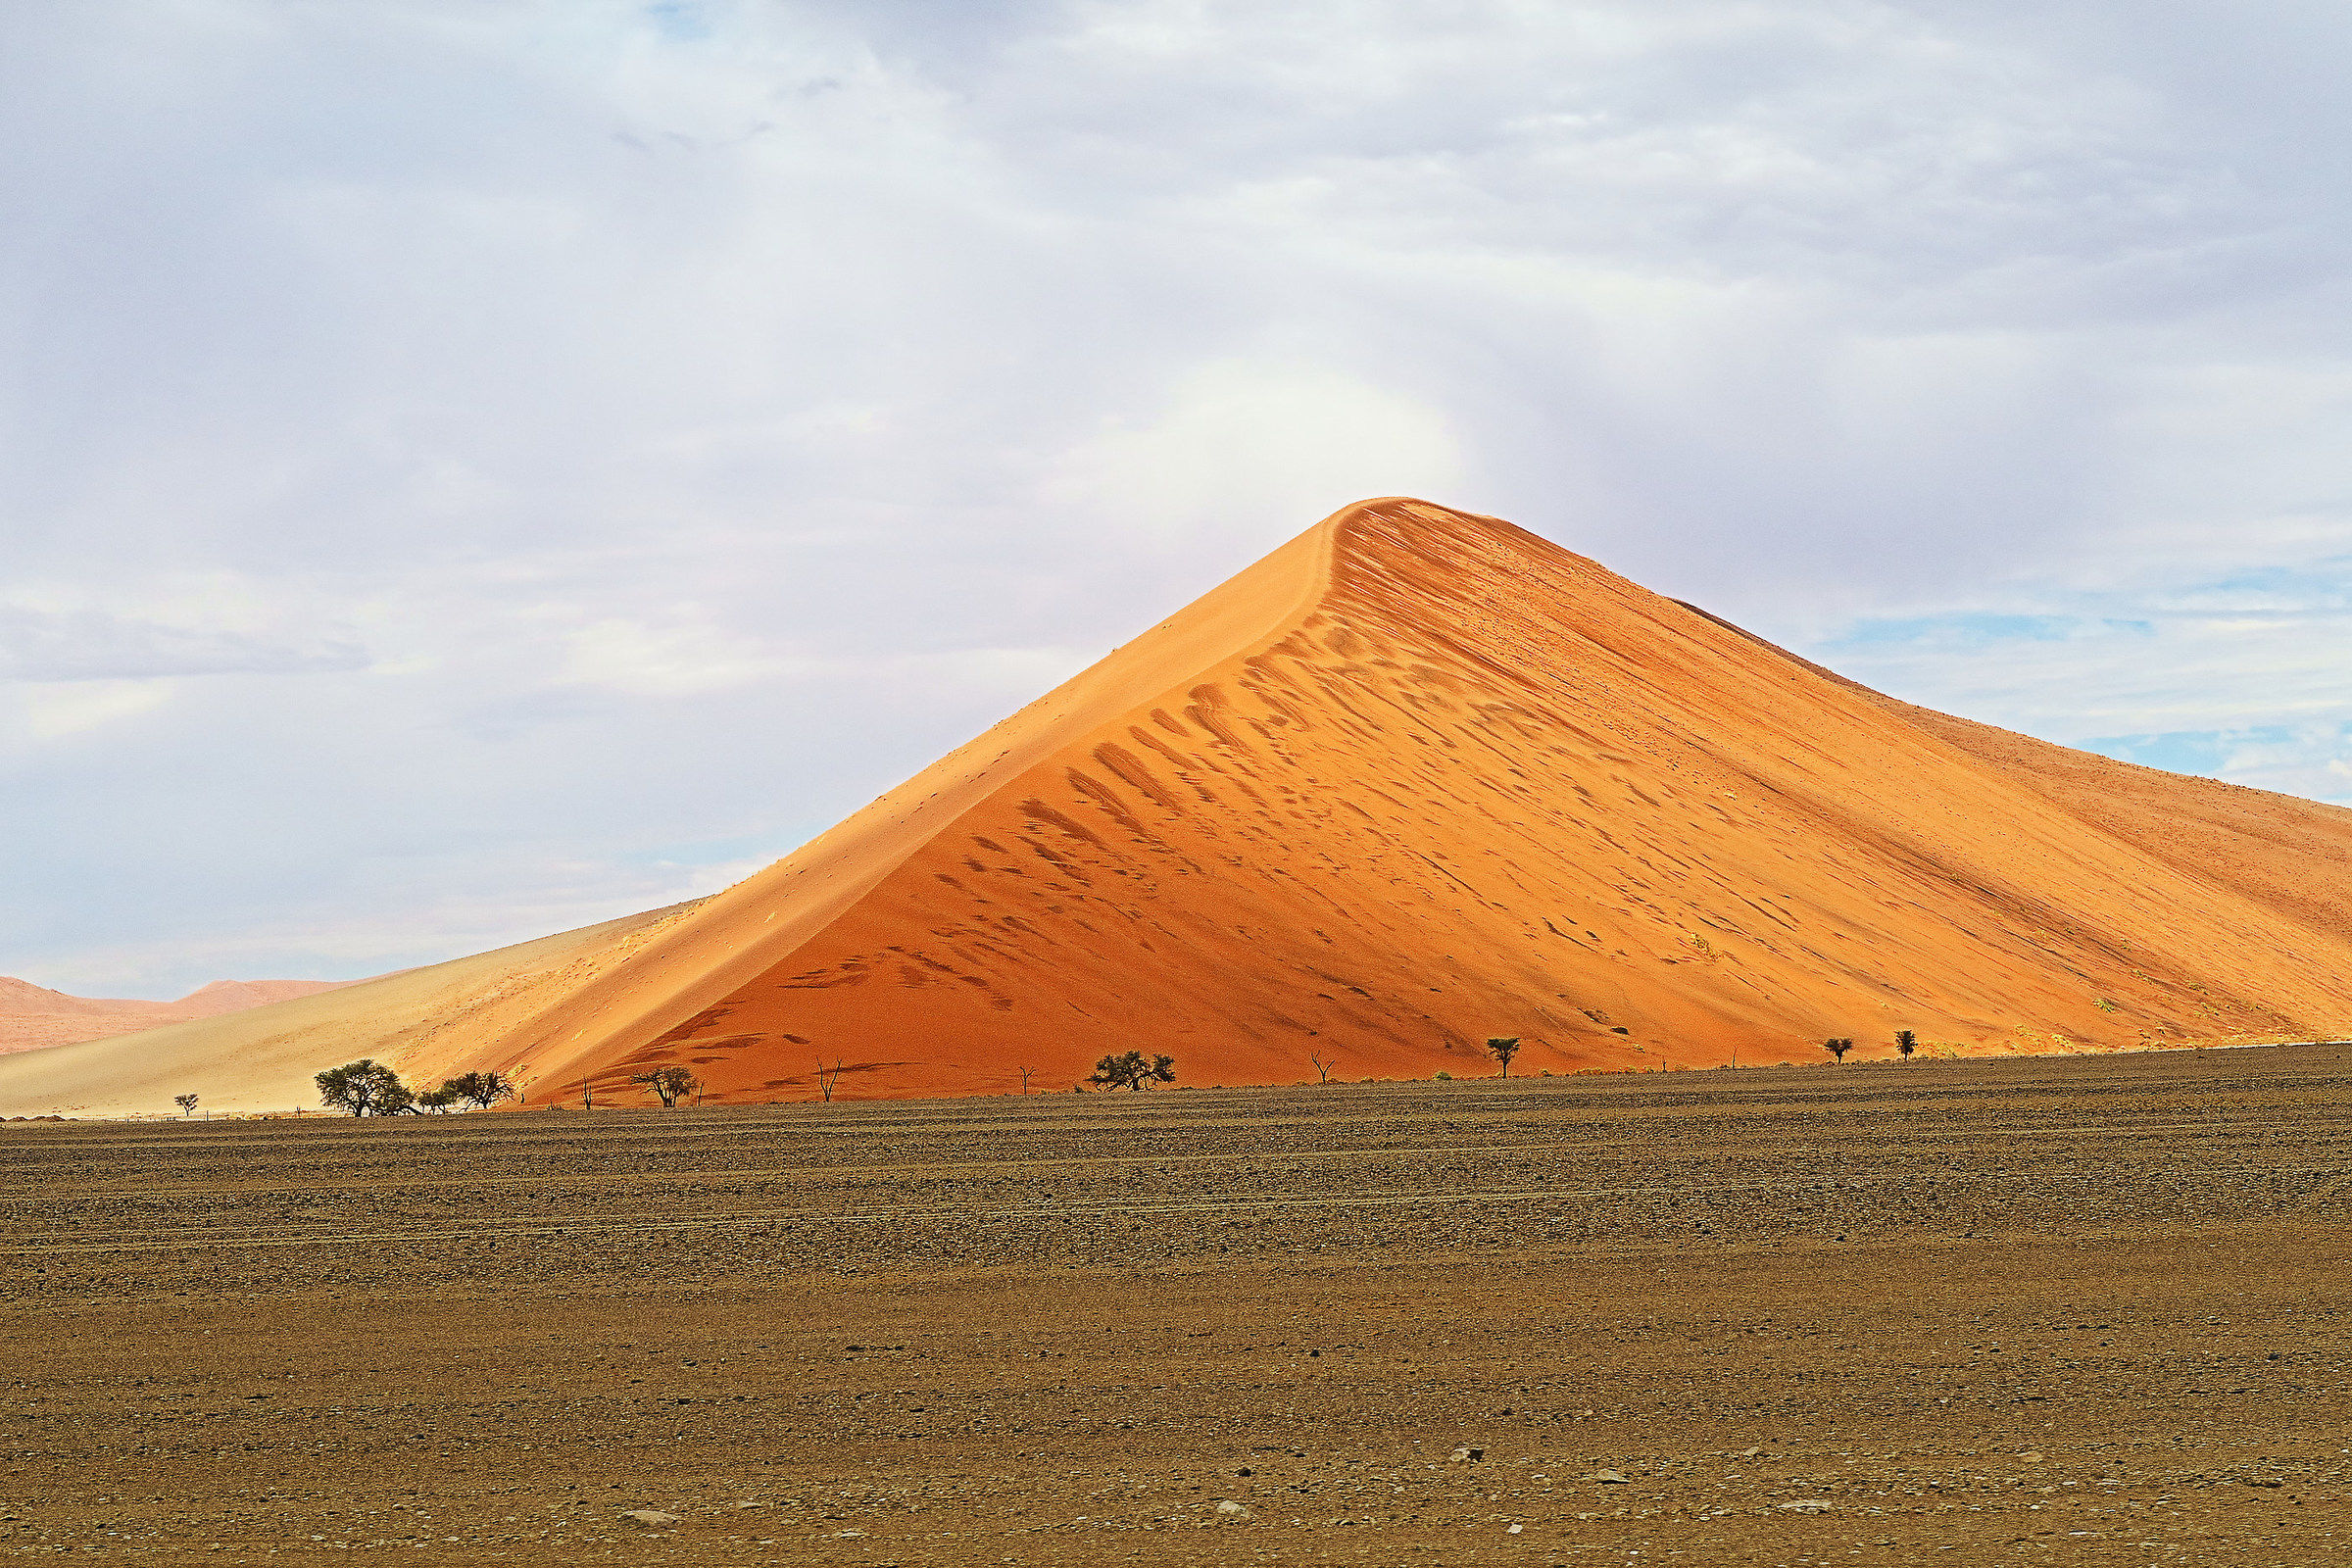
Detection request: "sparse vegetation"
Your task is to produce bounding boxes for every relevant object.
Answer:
[1894,1029,1917,1059]
[1486,1036,1522,1077]
[173,1093,198,1118]
[816,1059,846,1102]
[315,1059,407,1117]
[629,1064,699,1106]
[1088,1051,1176,1092]
[1823,1037,1854,1063]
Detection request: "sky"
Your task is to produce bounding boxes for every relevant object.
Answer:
[4,0,2350,998]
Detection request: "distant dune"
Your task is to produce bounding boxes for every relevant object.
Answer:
[0,976,357,1058]
[7,498,2352,1117]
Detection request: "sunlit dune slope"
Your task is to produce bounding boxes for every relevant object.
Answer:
[0,976,356,1058]
[8,498,2350,1117]
[0,907,694,1116]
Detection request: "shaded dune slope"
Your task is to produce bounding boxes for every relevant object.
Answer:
[8,499,2350,1115]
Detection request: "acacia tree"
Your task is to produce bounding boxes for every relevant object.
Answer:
[1823,1037,1854,1063]
[630,1065,699,1107]
[173,1093,199,1118]
[1089,1051,1176,1091]
[439,1070,515,1109]
[1893,1030,1918,1060]
[1486,1037,1522,1077]
[315,1059,406,1116]
[417,1085,461,1113]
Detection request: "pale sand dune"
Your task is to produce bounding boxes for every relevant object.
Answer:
[0,977,356,1058]
[0,907,693,1116]
[8,498,2352,1117]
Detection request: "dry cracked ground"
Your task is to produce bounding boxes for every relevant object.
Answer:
[5,1045,2352,1565]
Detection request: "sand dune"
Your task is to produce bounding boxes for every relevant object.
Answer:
[7,499,2351,1116]
[0,976,357,1058]
[0,909,693,1115]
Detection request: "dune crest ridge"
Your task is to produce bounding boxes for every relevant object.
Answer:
[7,499,2352,1115]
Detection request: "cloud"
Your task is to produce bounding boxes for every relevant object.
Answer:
[561,616,783,697]
[12,680,176,743]
[1045,360,1464,550]
[3,0,2350,994]
[0,604,367,682]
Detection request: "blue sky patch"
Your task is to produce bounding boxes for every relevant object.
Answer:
[1827,613,2153,650]
[643,2,712,41]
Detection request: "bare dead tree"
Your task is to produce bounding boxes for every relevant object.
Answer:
[1307,1049,1334,1085]
[816,1060,845,1102]
[1018,1066,1035,1095]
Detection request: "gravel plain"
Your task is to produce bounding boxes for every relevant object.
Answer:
[5,1045,2351,1564]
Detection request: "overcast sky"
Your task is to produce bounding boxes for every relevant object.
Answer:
[5,0,2350,998]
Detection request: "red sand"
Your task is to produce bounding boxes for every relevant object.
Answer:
[10,499,2351,1116]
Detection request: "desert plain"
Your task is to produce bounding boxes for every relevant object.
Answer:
[7,1040,2350,1565]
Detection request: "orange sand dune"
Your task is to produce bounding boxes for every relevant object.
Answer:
[0,976,356,1058]
[7,499,2352,1117]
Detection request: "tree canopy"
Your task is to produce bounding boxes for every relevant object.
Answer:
[315,1059,407,1116]
[443,1070,516,1109]
[630,1064,699,1106]
[1088,1051,1176,1091]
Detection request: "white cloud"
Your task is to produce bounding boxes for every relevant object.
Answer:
[1046,360,1463,548]
[4,0,2351,993]
[562,616,783,696]
[12,680,176,743]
